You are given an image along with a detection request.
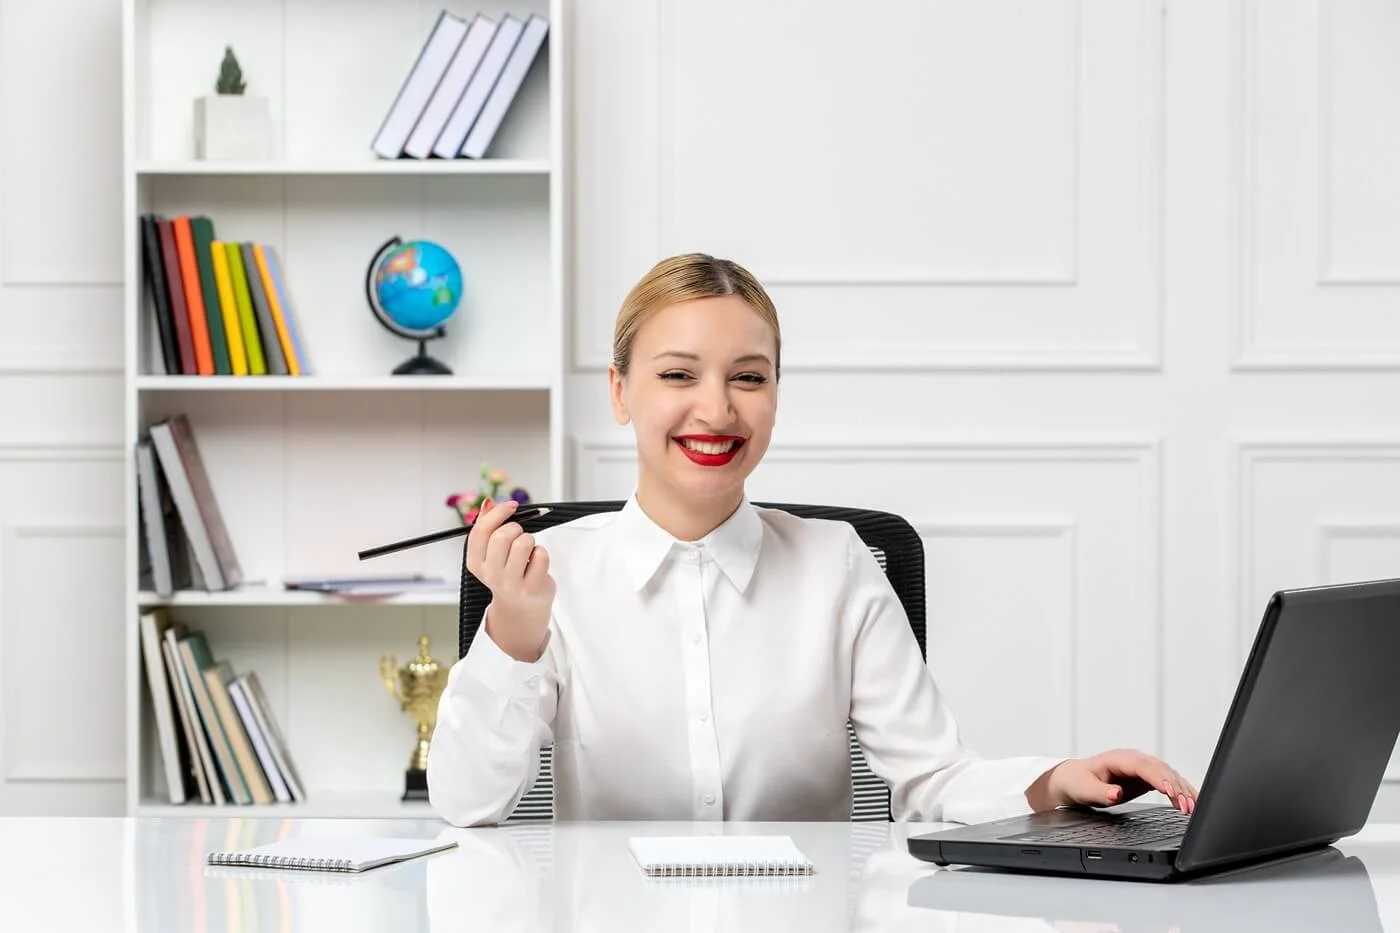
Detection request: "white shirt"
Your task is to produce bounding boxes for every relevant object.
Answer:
[427,496,1063,827]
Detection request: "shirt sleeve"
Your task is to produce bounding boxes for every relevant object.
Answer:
[426,604,563,827]
[842,530,1065,825]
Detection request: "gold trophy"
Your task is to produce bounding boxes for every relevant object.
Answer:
[380,634,447,801]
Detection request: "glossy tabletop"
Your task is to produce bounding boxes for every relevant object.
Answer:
[3,815,1400,932]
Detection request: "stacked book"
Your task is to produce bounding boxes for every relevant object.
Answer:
[139,213,310,377]
[371,9,550,160]
[136,413,243,595]
[140,609,304,806]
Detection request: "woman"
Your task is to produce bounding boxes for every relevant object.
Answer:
[427,253,1198,827]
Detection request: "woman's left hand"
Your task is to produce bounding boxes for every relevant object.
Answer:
[1043,748,1198,813]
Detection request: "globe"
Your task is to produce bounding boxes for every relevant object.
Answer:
[364,236,464,375]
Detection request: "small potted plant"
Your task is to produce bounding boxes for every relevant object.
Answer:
[194,46,272,160]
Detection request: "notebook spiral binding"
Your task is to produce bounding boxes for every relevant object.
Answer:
[642,859,814,878]
[206,851,355,872]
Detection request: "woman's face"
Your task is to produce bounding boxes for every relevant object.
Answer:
[610,295,779,509]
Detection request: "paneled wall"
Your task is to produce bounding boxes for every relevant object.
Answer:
[3,0,1399,815]
[565,0,1400,816]
[0,0,126,813]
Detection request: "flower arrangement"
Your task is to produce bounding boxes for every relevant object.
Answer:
[446,463,531,525]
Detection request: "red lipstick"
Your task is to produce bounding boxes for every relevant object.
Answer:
[674,434,745,467]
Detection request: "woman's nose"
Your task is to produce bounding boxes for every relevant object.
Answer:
[694,381,736,428]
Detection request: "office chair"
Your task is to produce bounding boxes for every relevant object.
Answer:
[457,500,927,822]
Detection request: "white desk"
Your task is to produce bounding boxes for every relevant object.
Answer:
[3,816,1399,932]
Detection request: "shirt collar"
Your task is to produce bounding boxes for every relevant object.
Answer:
[615,494,763,594]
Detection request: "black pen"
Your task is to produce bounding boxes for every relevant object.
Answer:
[357,505,553,561]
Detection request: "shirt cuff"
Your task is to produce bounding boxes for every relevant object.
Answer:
[461,621,550,698]
[938,756,1065,826]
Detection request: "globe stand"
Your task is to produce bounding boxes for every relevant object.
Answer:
[393,338,453,375]
[365,234,464,377]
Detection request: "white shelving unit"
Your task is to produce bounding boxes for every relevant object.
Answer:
[121,0,567,819]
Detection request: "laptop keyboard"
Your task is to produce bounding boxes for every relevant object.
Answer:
[1008,808,1191,848]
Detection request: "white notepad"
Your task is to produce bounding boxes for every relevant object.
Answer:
[627,835,814,877]
[206,835,457,873]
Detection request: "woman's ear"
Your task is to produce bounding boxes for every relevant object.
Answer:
[608,365,630,425]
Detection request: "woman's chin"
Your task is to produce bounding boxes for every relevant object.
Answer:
[667,461,750,500]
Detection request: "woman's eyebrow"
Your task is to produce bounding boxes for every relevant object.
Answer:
[651,351,772,366]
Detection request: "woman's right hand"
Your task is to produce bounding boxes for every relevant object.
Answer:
[466,498,555,662]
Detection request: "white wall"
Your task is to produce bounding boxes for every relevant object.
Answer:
[3,0,1400,816]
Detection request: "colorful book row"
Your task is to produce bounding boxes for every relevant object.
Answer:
[139,213,311,377]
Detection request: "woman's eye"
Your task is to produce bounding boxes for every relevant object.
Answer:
[658,371,692,382]
[734,373,768,385]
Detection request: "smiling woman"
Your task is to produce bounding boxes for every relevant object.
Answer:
[606,256,782,542]
[425,252,1199,829]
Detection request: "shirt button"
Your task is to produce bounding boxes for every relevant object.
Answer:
[526,675,540,687]
[691,632,702,644]
[703,794,715,805]
[699,710,709,722]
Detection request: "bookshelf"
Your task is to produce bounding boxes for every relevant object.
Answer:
[121,0,567,818]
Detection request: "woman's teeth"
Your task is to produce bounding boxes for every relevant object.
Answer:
[681,439,737,455]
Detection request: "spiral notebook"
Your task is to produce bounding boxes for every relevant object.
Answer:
[627,834,814,877]
[206,835,457,873]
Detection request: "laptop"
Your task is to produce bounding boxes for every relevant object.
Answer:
[907,846,1383,932]
[907,576,1400,882]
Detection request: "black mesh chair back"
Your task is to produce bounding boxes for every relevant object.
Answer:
[457,500,927,822]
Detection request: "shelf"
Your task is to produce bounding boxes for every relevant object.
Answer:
[135,375,552,392]
[124,0,567,824]
[136,791,439,820]
[133,158,552,177]
[138,586,459,608]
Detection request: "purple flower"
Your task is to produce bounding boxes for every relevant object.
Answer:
[510,487,531,505]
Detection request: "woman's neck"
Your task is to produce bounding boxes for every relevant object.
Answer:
[634,476,743,542]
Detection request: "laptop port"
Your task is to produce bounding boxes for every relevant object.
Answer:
[1086,850,1104,860]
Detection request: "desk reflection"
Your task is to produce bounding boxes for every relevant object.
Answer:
[903,846,1386,933]
[424,821,887,933]
[136,818,1399,933]
[425,823,551,932]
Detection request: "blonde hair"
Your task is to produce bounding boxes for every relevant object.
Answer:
[612,253,781,378]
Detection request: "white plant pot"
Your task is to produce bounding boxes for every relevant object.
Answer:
[194,94,272,160]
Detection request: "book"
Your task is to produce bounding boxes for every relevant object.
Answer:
[207,835,457,873]
[138,213,179,374]
[402,14,498,159]
[431,13,526,158]
[148,414,243,591]
[460,13,549,159]
[137,609,190,803]
[626,835,815,877]
[371,10,471,158]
